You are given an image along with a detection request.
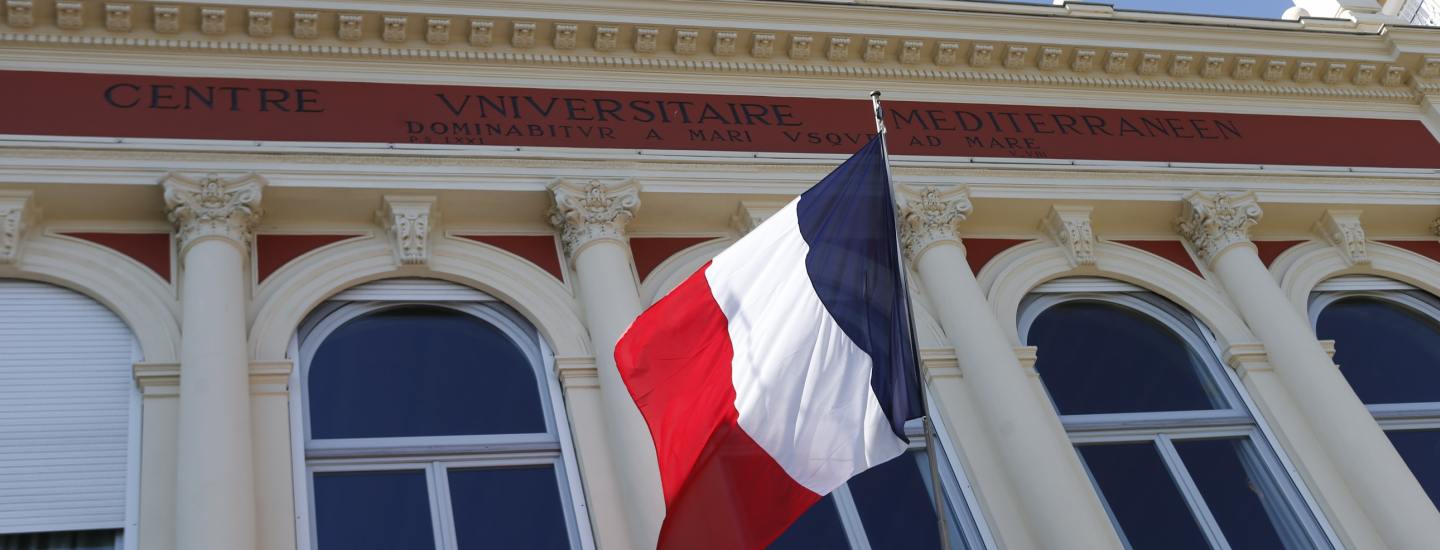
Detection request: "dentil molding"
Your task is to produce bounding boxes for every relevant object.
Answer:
[377,195,436,265]
[1173,189,1263,266]
[1313,209,1369,266]
[546,177,641,260]
[160,171,265,256]
[1040,205,1096,267]
[0,190,39,265]
[897,184,972,263]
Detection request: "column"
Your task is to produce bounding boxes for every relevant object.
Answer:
[163,172,264,550]
[1174,190,1440,550]
[897,186,1120,550]
[547,178,663,550]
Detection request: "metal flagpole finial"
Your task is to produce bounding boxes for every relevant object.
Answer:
[870,91,885,134]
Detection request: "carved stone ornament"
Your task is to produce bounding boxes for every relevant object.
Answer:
[1138,53,1161,75]
[338,14,362,41]
[1424,58,1440,79]
[1323,63,1347,84]
[248,10,272,38]
[1072,49,1095,73]
[828,37,851,61]
[1202,56,1224,79]
[675,30,698,55]
[0,191,37,265]
[512,22,535,48]
[378,196,436,265]
[161,172,266,256]
[935,42,958,66]
[1263,59,1286,82]
[715,32,737,56]
[153,6,179,33]
[555,24,577,50]
[105,4,130,32]
[293,13,317,39]
[469,21,492,46]
[7,1,33,28]
[1040,206,1096,267]
[731,201,789,236]
[1430,218,1440,237]
[896,185,973,263]
[635,28,657,53]
[1004,46,1027,69]
[1294,61,1317,83]
[595,26,618,51]
[900,41,923,65]
[789,35,811,60]
[864,39,887,63]
[1233,58,1255,80]
[969,44,992,68]
[426,18,449,44]
[1314,210,1369,266]
[1383,66,1406,86]
[56,2,82,30]
[1170,55,1193,77]
[1105,51,1128,74]
[201,7,225,35]
[1172,190,1263,266]
[1039,47,1062,71]
[752,33,774,58]
[546,178,642,259]
[1353,64,1376,86]
[382,16,406,43]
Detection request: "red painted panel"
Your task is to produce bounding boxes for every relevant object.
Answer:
[1379,240,1440,264]
[457,235,565,282]
[1113,240,1204,278]
[1254,240,1309,268]
[630,238,720,282]
[3,70,1439,168]
[60,233,172,282]
[964,239,1035,276]
[256,234,362,283]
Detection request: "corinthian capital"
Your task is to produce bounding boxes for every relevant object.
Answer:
[546,178,641,258]
[1173,190,1262,266]
[0,190,39,265]
[161,172,265,256]
[896,185,972,262]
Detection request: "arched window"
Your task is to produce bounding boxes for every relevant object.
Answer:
[1311,275,1440,509]
[296,279,592,550]
[1020,278,1333,550]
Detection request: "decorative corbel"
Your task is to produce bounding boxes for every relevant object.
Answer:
[1314,210,1369,266]
[0,190,39,265]
[730,201,789,236]
[377,196,437,266]
[1040,205,1096,267]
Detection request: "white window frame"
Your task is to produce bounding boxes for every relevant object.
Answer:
[288,283,595,550]
[1020,286,1338,550]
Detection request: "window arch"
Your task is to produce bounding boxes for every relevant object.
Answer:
[294,278,593,550]
[1310,275,1440,509]
[1020,277,1334,550]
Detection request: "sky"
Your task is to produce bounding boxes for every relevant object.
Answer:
[1016,0,1299,19]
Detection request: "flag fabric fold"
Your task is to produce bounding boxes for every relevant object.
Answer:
[616,136,923,550]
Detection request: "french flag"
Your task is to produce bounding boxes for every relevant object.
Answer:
[616,136,923,550]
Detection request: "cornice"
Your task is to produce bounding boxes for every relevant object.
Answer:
[3,0,1439,104]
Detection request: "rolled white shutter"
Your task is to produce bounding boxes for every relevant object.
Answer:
[0,279,135,534]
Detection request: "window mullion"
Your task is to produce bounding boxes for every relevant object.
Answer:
[829,483,874,550]
[1155,435,1233,550]
[428,462,458,550]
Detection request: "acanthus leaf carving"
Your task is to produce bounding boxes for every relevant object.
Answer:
[1039,47,1062,71]
[1314,210,1369,266]
[1105,51,1128,74]
[555,24,578,50]
[635,28,658,53]
[675,30,698,55]
[595,26,618,51]
[934,42,957,66]
[0,191,38,265]
[1072,49,1095,73]
[546,178,641,259]
[970,44,993,68]
[1041,205,1096,267]
[378,196,436,265]
[864,39,887,63]
[751,33,774,58]
[789,35,811,60]
[715,32,737,57]
[161,172,266,256]
[896,185,972,263]
[1172,190,1262,266]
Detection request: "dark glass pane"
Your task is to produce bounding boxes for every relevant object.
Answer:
[313,470,435,550]
[1386,430,1440,508]
[1029,301,1223,415]
[847,451,942,550]
[1173,438,1306,550]
[1078,442,1210,550]
[767,495,850,550]
[0,529,117,550]
[1316,297,1440,404]
[309,306,547,439]
[449,466,570,550]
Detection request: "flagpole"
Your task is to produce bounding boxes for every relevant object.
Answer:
[870,91,954,550]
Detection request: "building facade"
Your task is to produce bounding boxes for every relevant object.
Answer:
[2,0,1440,550]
